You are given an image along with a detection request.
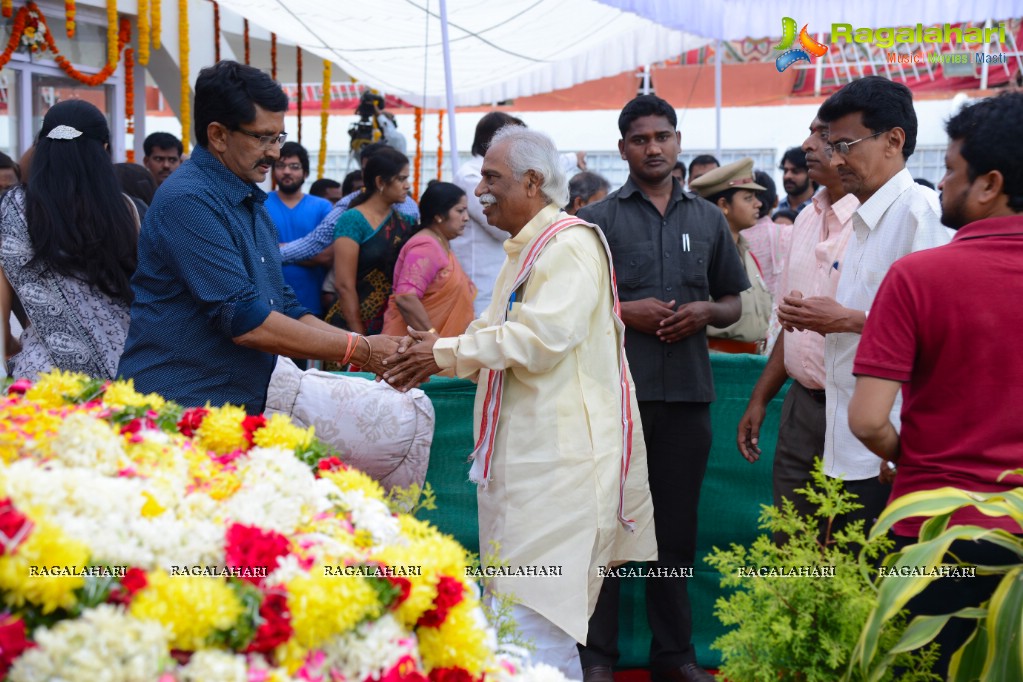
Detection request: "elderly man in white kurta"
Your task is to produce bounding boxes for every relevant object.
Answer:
[381,126,657,678]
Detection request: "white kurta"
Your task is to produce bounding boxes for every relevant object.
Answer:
[433,204,657,643]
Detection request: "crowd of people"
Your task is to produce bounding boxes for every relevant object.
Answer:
[1,58,1021,681]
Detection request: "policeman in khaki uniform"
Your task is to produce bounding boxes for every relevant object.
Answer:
[690,158,774,354]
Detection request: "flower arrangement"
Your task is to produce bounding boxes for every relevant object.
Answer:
[138,0,150,65]
[0,370,561,682]
[413,107,423,202]
[64,0,75,38]
[436,110,444,181]
[106,0,118,71]
[151,0,161,51]
[318,60,331,179]
[19,5,47,52]
[178,0,189,154]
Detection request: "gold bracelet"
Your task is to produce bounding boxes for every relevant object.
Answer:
[358,334,373,368]
[427,327,437,334]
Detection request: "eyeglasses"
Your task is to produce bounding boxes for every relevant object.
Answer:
[823,130,889,158]
[274,162,303,172]
[234,127,288,147]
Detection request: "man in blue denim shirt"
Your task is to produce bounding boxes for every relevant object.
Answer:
[119,61,394,413]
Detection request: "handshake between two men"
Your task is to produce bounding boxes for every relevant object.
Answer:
[358,328,441,392]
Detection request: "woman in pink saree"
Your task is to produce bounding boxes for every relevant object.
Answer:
[382,182,476,337]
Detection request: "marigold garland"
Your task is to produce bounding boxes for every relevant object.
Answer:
[318,60,330,180]
[9,3,132,88]
[137,0,149,65]
[412,107,423,202]
[296,47,303,143]
[178,0,190,154]
[106,0,117,71]
[125,47,135,162]
[151,0,161,50]
[242,18,249,65]
[64,0,75,37]
[437,109,444,181]
[212,0,220,63]
[1,0,10,19]
[270,32,276,80]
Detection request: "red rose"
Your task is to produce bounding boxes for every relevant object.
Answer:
[120,417,156,442]
[0,498,32,555]
[375,654,428,682]
[177,407,209,437]
[225,523,290,585]
[387,576,412,608]
[0,615,33,676]
[433,575,464,610]
[316,456,346,476]
[242,414,267,445]
[417,576,464,628]
[428,667,475,682]
[108,567,148,605]
[245,591,293,653]
[7,379,31,395]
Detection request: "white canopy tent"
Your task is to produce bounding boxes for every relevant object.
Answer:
[591,0,1023,41]
[595,0,1023,156]
[212,0,711,172]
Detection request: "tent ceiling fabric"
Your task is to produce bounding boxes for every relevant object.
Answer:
[593,0,1023,40]
[212,0,711,108]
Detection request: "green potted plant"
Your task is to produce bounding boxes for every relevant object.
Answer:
[848,472,1023,681]
[705,461,939,681]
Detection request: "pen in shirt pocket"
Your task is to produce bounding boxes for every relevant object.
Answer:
[829,260,839,277]
[508,291,517,311]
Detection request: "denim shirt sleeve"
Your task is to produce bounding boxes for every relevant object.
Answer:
[152,194,272,337]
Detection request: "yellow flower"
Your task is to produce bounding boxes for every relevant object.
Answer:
[0,519,89,614]
[130,570,243,650]
[320,466,386,502]
[417,601,492,674]
[252,413,314,451]
[140,491,166,517]
[372,518,474,629]
[102,379,166,411]
[195,404,248,454]
[286,564,383,649]
[24,370,90,409]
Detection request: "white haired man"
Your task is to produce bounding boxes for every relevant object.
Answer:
[379,126,657,677]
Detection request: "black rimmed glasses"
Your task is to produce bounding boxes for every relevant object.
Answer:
[235,128,288,148]
[823,130,889,158]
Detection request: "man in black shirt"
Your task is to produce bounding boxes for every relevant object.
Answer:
[577,95,749,682]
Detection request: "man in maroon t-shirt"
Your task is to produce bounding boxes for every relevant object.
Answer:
[848,91,1023,677]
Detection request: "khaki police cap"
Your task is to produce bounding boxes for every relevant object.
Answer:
[689,157,766,198]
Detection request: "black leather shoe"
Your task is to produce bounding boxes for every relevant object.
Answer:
[581,665,615,682]
[652,663,716,682]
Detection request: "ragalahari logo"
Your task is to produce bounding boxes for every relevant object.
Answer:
[775,17,829,72]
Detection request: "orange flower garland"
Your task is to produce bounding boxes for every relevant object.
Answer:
[412,107,423,202]
[125,47,135,162]
[106,0,117,71]
[151,0,161,50]
[1,0,10,19]
[317,60,330,179]
[64,0,75,37]
[178,0,190,154]
[296,47,303,143]
[212,0,220,63]
[137,0,150,64]
[242,18,249,65]
[436,109,444,180]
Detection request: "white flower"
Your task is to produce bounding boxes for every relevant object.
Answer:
[337,489,401,547]
[49,412,127,474]
[321,613,418,681]
[8,605,168,682]
[178,650,248,682]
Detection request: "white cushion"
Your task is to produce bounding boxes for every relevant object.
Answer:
[265,358,434,494]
